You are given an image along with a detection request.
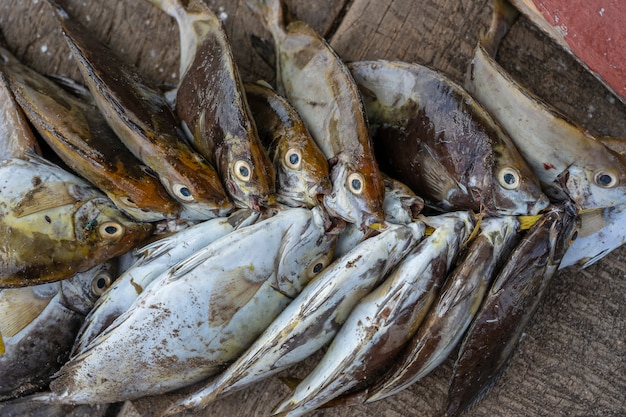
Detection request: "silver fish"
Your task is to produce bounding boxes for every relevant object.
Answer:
[41,207,337,404]
[0,261,115,400]
[164,220,426,415]
[446,203,579,416]
[367,216,521,402]
[247,0,386,229]
[466,42,626,209]
[149,0,277,210]
[71,209,261,356]
[349,59,549,216]
[245,80,331,208]
[272,212,474,417]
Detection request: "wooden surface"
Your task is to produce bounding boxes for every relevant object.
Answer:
[1,0,625,416]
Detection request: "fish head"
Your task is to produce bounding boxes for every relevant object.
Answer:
[272,206,341,297]
[381,175,424,224]
[218,135,277,211]
[59,260,117,316]
[485,139,550,216]
[155,151,235,220]
[272,129,332,208]
[72,196,154,261]
[323,155,386,231]
[560,147,626,209]
[106,178,182,222]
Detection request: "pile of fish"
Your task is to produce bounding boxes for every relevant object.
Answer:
[0,0,623,416]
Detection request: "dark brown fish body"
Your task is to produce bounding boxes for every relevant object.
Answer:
[446,203,579,416]
[247,0,385,229]
[159,0,276,210]
[244,81,331,208]
[47,1,233,220]
[349,60,549,216]
[0,46,181,222]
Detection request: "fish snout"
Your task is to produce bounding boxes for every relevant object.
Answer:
[309,177,333,200]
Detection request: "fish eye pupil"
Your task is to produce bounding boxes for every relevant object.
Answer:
[239,165,250,177]
[96,277,107,289]
[104,225,118,235]
[597,173,613,187]
[503,172,516,185]
[313,262,323,273]
[289,153,299,165]
[179,187,191,197]
[571,230,578,242]
[351,178,362,190]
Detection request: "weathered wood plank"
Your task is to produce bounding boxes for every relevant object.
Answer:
[0,1,624,417]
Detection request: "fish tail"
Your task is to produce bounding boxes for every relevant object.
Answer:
[246,0,285,36]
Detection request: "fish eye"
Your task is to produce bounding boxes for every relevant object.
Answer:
[569,229,579,244]
[234,160,252,182]
[98,221,125,239]
[347,173,365,195]
[91,273,113,296]
[285,148,302,170]
[307,255,330,278]
[594,170,618,188]
[497,166,521,190]
[173,183,195,202]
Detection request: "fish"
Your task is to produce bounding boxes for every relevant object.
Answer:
[246,0,386,229]
[272,212,474,417]
[465,17,626,209]
[366,216,521,402]
[46,0,234,220]
[0,87,153,287]
[148,0,277,210]
[163,220,426,415]
[245,80,331,208]
[348,59,549,216]
[0,45,181,222]
[38,207,338,404]
[446,203,579,417]
[0,261,115,400]
[71,208,262,356]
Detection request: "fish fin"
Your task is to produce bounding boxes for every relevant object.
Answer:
[208,269,266,328]
[419,145,467,205]
[0,287,55,337]
[518,214,543,231]
[12,181,83,218]
[319,388,368,409]
[168,247,215,279]
[577,208,606,238]
[134,236,176,262]
[278,376,302,391]
[249,33,276,69]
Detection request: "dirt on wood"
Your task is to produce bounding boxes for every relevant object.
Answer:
[0,0,624,416]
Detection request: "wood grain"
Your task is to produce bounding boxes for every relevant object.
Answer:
[0,0,624,416]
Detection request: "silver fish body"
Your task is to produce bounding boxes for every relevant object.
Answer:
[46,207,337,404]
[0,261,115,400]
[71,209,261,356]
[164,220,426,415]
[446,203,579,416]
[466,43,626,209]
[272,212,474,416]
[367,216,521,402]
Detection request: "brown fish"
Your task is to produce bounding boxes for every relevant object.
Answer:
[148,0,277,210]
[446,203,579,416]
[0,45,181,222]
[247,0,386,229]
[245,80,331,208]
[47,0,233,220]
[0,70,40,160]
[349,59,549,216]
